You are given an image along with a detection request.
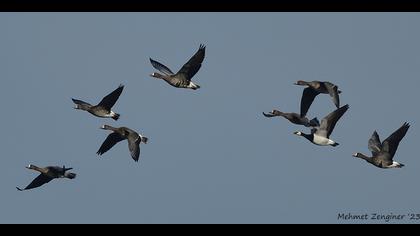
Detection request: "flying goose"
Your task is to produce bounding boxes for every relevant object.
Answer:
[17,165,76,191]
[263,109,319,127]
[97,125,148,162]
[294,80,341,117]
[72,84,124,120]
[149,44,205,90]
[353,122,410,168]
[294,104,349,146]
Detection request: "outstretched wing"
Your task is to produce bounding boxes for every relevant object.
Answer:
[300,87,320,117]
[325,82,340,109]
[17,174,53,191]
[96,133,125,156]
[382,122,410,158]
[128,138,140,162]
[97,85,124,111]
[150,58,175,76]
[177,44,206,81]
[72,98,92,107]
[368,131,382,156]
[319,104,349,138]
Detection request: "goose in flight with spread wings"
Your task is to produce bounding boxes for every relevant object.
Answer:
[97,125,148,162]
[353,122,410,168]
[149,44,206,90]
[294,104,349,147]
[17,165,76,191]
[72,84,124,120]
[294,80,341,117]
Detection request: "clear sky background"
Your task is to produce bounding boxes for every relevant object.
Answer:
[1,13,419,224]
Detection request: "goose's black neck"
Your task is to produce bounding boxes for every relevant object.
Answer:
[301,133,314,142]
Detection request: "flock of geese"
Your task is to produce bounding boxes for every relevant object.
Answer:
[16,44,411,191]
[264,80,410,168]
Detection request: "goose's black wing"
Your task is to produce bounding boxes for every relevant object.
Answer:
[128,136,141,162]
[97,85,124,111]
[150,58,175,76]
[324,82,340,109]
[97,133,125,156]
[17,174,53,191]
[368,131,382,156]
[382,122,410,158]
[177,44,206,81]
[72,99,92,107]
[318,104,349,138]
[300,87,320,117]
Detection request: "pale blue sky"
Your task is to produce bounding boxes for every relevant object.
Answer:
[1,13,419,224]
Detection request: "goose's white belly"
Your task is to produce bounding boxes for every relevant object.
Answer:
[313,134,335,146]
